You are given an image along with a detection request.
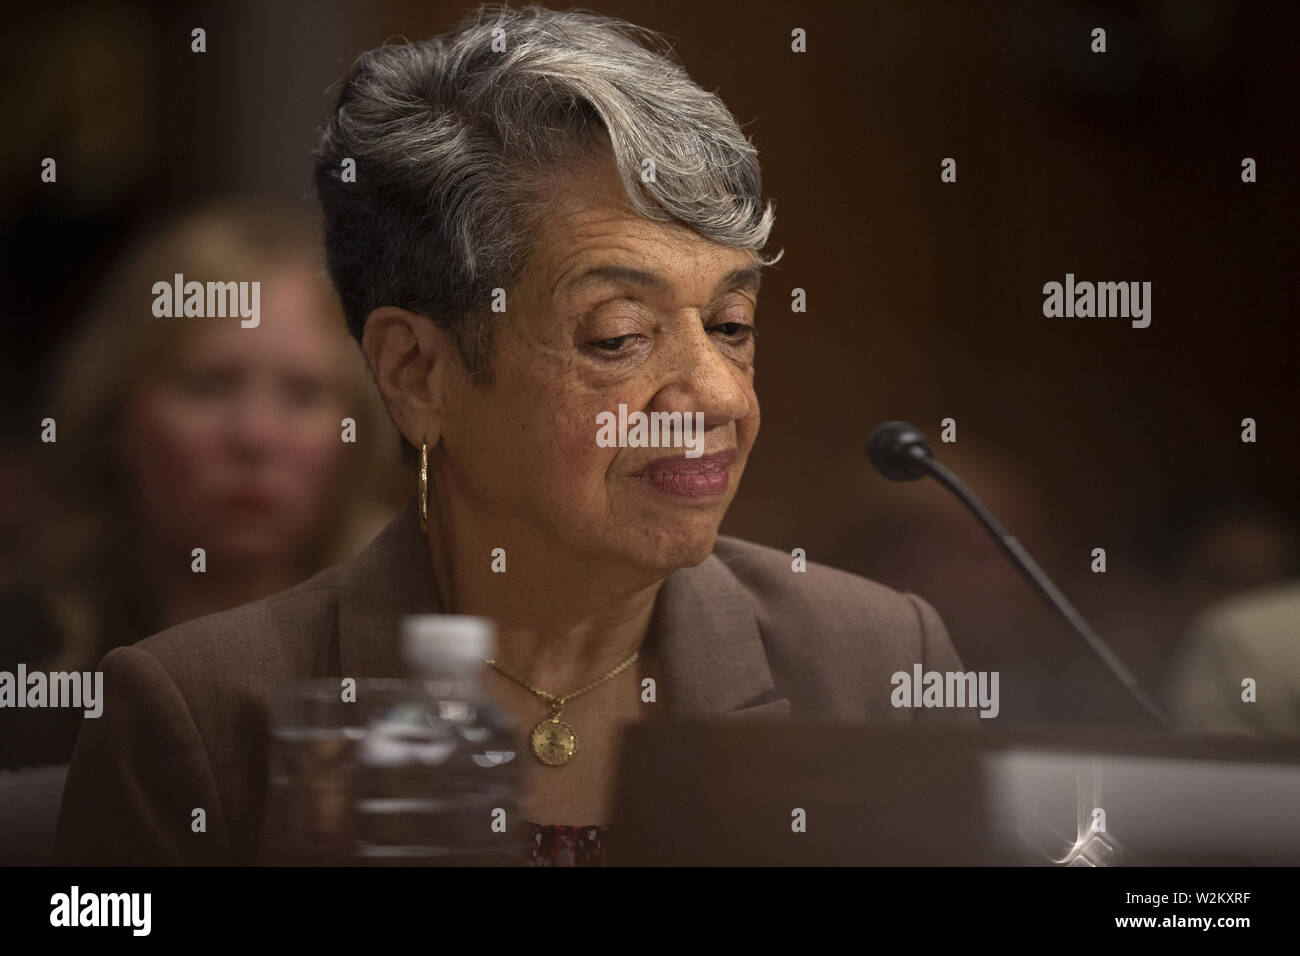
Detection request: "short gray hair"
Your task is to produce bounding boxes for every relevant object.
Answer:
[313,3,780,383]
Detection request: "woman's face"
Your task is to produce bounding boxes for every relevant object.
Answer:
[120,261,353,562]
[436,157,762,574]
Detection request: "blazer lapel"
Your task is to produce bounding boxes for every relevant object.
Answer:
[648,552,790,720]
[334,498,789,719]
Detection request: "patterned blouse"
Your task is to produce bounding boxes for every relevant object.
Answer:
[525,821,608,866]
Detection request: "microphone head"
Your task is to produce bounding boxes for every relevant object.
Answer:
[866,421,934,481]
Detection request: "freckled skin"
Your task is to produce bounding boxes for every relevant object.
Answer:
[433,151,762,579]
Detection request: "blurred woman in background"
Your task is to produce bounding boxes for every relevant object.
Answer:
[2,199,405,770]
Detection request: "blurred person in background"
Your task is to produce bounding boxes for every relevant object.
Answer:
[1166,579,1300,736]
[1019,485,1299,728]
[1,199,405,771]
[1157,492,1300,735]
[1076,487,1299,730]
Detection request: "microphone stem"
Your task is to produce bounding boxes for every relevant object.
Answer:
[919,454,1175,731]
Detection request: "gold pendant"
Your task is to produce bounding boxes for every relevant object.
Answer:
[530,716,578,766]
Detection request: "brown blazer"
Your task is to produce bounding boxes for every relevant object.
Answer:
[53,497,974,865]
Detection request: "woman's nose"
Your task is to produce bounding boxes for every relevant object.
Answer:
[657,322,752,425]
[226,386,288,456]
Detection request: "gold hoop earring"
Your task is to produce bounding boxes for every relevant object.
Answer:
[418,438,429,532]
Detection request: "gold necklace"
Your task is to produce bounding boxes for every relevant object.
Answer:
[485,650,640,767]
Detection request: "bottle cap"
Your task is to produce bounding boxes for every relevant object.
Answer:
[402,614,496,671]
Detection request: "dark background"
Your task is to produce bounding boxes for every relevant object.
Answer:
[3,0,1297,725]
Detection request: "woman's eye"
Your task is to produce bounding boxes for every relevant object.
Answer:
[591,334,639,352]
[282,377,328,409]
[176,370,236,398]
[709,322,757,341]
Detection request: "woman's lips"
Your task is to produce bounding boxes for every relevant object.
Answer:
[630,450,736,498]
[221,489,283,514]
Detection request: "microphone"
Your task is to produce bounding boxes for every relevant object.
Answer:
[866,421,1175,731]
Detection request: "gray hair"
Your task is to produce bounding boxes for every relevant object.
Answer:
[313,3,780,385]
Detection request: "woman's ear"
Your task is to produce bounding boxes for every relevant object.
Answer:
[360,307,455,446]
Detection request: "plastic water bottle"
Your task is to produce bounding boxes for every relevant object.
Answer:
[350,615,526,864]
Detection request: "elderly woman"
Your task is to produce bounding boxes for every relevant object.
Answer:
[54,5,970,866]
